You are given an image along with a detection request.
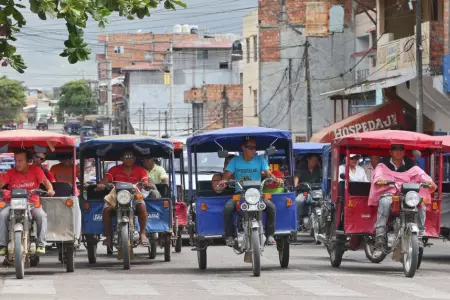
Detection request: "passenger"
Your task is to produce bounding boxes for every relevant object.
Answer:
[374,144,436,248]
[97,149,159,247]
[0,150,55,255]
[362,155,380,182]
[217,136,282,246]
[32,152,56,182]
[50,156,81,183]
[143,157,169,184]
[294,154,322,228]
[338,154,368,182]
[211,155,236,193]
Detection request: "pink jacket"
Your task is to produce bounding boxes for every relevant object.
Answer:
[368,164,433,206]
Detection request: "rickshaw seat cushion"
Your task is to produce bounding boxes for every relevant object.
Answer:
[86,185,109,201]
[155,184,169,198]
[174,202,188,226]
[51,182,73,197]
[338,181,371,196]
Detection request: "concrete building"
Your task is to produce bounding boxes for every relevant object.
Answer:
[99,29,241,135]
[242,10,259,126]
[313,0,450,141]
[258,0,356,142]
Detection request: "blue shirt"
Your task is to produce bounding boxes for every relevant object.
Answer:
[225,155,270,191]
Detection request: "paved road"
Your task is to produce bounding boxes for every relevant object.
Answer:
[1,236,450,300]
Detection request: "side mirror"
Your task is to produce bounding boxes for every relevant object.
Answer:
[265,146,277,156]
[33,144,47,154]
[0,144,9,154]
[95,144,112,157]
[340,173,345,180]
[133,143,150,155]
[218,150,229,158]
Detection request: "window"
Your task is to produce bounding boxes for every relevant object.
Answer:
[253,35,258,62]
[246,38,250,63]
[197,50,208,60]
[219,62,229,69]
[431,0,443,21]
[253,89,258,116]
[114,46,124,54]
[240,72,243,84]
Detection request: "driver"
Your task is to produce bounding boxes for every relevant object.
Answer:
[294,154,322,230]
[218,136,282,246]
[0,150,55,256]
[97,149,158,247]
[374,144,436,248]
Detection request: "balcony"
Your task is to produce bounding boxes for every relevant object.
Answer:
[376,21,443,77]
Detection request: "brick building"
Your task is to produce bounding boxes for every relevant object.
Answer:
[184,84,243,131]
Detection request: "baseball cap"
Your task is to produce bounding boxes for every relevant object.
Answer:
[391,144,405,150]
[349,154,360,158]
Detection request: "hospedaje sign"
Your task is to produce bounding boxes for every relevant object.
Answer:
[309,102,405,143]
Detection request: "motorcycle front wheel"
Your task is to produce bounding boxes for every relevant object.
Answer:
[251,228,261,277]
[403,231,419,278]
[121,224,131,270]
[14,231,24,279]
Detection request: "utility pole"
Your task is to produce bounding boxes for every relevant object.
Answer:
[169,40,174,135]
[288,58,293,132]
[187,113,190,134]
[164,111,168,136]
[305,39,312,141]
[222,86,228,128]
[106,60,113,136]
[158,111,161,137]
[415,0,423,133]
[142,102,145,135]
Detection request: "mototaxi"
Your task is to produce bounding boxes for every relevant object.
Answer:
[320,130,442,278]
[187,126,297,276]
[79,135,178,265]
[0,130,81,273]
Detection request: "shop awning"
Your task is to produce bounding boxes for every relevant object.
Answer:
[310,102,404,143]
[320,73,416,97]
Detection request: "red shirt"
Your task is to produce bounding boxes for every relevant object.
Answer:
[2,165,47,203]
[42,167,56,182]
[106,165,149,184]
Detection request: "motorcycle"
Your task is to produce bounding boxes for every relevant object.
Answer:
[361,180,428,277]
[3,188,48,279]
[297,182,324,244]
[227,178,275,277]
[107,182,145,270]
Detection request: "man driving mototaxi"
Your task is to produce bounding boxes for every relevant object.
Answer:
[0,150,56,256]
[374,144,437,249]
[217,136,283,247]
[97,149,161,247]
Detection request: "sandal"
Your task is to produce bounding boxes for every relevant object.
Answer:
[140,236,150,247]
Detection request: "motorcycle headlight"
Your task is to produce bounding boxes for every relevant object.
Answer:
[404,191,420,207]
[244,188,261,205]
[117,190,132,205]
[311,189,323,199]
[11,198,27,210]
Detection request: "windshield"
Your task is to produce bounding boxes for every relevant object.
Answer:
[171,150,226,174]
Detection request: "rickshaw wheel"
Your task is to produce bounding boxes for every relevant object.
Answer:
[329,242,344,268]
[403,232,419,278]
[417,247,423,269]
[164,234,171,262]
[197,240,207,270]
[148,233,157,259]
[65,243,75,273]
[175,231,182,253]
[364,238,387,264]
[87,242,97,264]
[277,236,290,268]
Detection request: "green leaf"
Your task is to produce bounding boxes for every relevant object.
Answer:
[171,0,187,9]
[38,11,47,20]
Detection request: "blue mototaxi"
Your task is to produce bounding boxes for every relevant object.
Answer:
[79,135,177,264]
[187,126,296,270]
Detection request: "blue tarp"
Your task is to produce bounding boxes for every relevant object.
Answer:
[186,126,291,153]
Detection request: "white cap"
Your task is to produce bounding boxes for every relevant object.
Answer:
[349,154,360,158]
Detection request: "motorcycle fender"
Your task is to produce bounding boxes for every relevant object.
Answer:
[406,223,419,234]
[251,219,259,229]
[14,223,23,232]
[120,216,130,223]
